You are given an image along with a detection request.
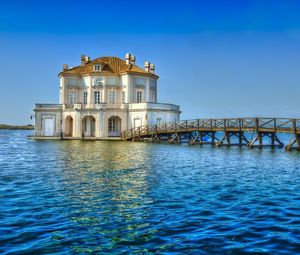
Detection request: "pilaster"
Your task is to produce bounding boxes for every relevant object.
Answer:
[74,111,82,137]
[60,76,66,104]
[146,78,150,102]
[88,77,93,105]
[99,112,105,137]
[103,77,107,102]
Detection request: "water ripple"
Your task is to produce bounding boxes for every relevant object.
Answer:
[0,130,300,254]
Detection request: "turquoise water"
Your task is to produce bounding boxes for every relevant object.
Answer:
[0,130,300,254]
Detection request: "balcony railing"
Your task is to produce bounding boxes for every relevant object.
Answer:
[63,103,124,110]
[81,103,125,109]
[35,102,180,112]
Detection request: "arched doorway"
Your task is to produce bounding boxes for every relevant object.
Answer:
[65,116,73,137]
[108,116,121,137]
[82,116,96,137]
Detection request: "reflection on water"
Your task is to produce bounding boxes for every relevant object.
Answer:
[0,130,300,254]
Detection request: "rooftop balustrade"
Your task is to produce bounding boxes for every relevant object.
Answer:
[35,104,62,109]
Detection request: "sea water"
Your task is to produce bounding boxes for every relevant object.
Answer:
[0,130,299,254]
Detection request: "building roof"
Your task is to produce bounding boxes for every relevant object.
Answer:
[60,56,158,78]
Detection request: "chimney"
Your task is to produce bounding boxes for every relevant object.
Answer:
[144,61,150,72]
[130,55,136,65]
[150,63,155,74]
[81,54,90,65]
[125,53,131,65]
[63,64,68,71]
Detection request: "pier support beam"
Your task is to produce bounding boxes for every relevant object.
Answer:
[258,132,263,148]
[215,131,249,147]
[285,134,300,151]
[189,132,200,145]
[211,132,216,146]
[168,133,181,144]
[189,131,218,146]
[149,133,161,143]
[248,132,283,149]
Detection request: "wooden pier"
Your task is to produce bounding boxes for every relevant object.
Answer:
[121,118,300,151]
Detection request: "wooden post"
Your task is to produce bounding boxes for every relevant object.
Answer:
[138,127,141,140]
[239,132,242,147]
[188,133,192,142]
[271,133,275,148]
[211,132,215,146]
[185,120,188,131]
[197,119,200,131]
[258,132,263,148]
[293,119,297,150]
[225,132,230,146]
[255,118,259,132]
[178,134,181,144]
[286,119,298,151]
[255,118,262,148]
[296,134,300,150]
[131,128,135,141]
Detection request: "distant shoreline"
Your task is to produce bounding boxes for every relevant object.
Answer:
[0,124,34,130]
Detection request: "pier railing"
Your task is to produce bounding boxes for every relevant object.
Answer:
[121,118,300,151]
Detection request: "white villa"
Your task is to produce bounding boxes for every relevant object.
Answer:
[34,53,181,139]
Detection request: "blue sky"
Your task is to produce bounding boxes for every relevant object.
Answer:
[1,0,300,124]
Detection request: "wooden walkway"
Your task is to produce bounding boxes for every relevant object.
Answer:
[121,118,300,151]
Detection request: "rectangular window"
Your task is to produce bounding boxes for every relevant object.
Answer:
[136,91,142,103]
[94,91,101,104]
[122,91,125,103]
[69,92,76,104]
[108,91,116,103]
[151,91,155,102]
[94,65,101,71]
[109,118,116,132]
[83,92,88,104]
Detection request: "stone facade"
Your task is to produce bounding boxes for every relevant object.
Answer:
[34,53,181,139]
